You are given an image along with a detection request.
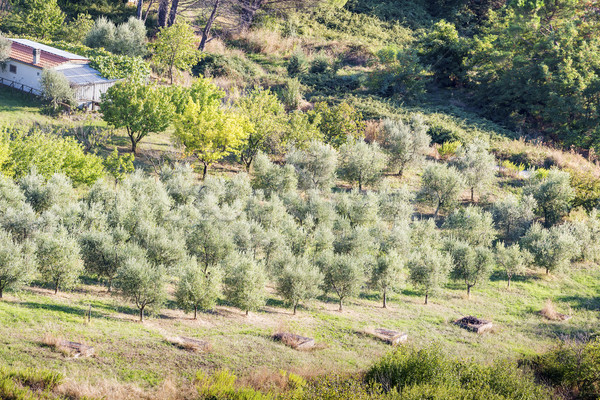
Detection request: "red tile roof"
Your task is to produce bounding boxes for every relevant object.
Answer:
[9,41,87,69]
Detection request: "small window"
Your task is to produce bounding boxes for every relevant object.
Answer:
[9,64,16,74]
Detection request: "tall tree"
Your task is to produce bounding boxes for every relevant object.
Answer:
[407,247,450,305]
[36,230,83,294]
[380,115,431,177]
[370,251,403,308]
[453,139,496,202]
[0,230,34,299]
[276,256,322,314]
[223,254,266,315]
[337,140,386,191]
[419,163,465,217]
[446,240,493,299]
[320,253,363,311]
[524,168,575,227]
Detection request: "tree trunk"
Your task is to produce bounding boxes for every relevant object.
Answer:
[194,305,198,320]
[54,280,59,294]
[167,0,179,26]
[358,178,362,191]
[136,0,144,19]
[202,162,208,180]
[293,302,298,315]
[424,292,428,305]
[158,0,169,27]
[398,164,404,177]
[129,134,137,154]
[0,287,3,299]
[434,203,441,218]
[470,187,474,202]
[199,0,221,51]
[140,306,145,322]
[245,309,249,316]
[107,278,112,293]
[382,289,387,309]
[239,0,265,30]
[339,298,343,311]
[546,267,549,274]
[467,284,471,299]
[507,276,511,289]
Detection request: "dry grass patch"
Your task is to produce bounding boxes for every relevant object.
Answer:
[166,336,211,353]
[540,299,572,321]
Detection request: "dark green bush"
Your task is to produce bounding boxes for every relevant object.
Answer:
[287,53,308,76]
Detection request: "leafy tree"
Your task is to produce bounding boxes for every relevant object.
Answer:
[419,163,465,217]
[407,247,451,304]
[223,254,266,315]
[313,102,365,148]
[251,153,297,197]
[159,163,197,205]
[492,194,536,241]
[446,240,493,298]
[104,148,135,186]
[453,139,496,202]
[19,172,73,214]
[378,185,413,224]
[113,16,147,57]
[320,253,363,311]
[36,230,83,294]
[5,0,64,39]
[276,256,323,314]
[174,80,248,178]
[286,141,338,191]
[40,70,76,110]
[59,13,94,43]
[151,22,200,84]
[175,258,220,319]
[237,88,288,170]
[337,140,386,191]
[495,242,529,289]
[370,251,403,308]
[524,168,575,227]
[0,204,39,243]
[442,206,496,247]
[521,223,577,274]
[418,20,468,86]
[114,256,166,322]
[0,230,34,299]
[186,219,233,278]
[101,80,174,154]
[380,115,431,177]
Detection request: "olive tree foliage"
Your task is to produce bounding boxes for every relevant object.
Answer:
[0,203,39,243]
[319,252,364,311]
[251,153,297,198]
[40,70,76,109]
[35,230,83,294]
[407,246,451,305]
[370,251,403,308]
[18,172,73,214]
[419,163,465,217]
[568,210,600,263]
[223,254,266,315]
[446,240,493,298]
[495,242,529,289]
[276,256,323,314]
[114,255,166,322]
[492,194,536,241]
[524,168,575,227]
[0,229,35,298]
[442,206,496,247]
[377,185,413,224]
[453,139,496,202]
[175,257,220,319]
[85,17,147,56]
[286,141,338,191]
[337,140,386,191]
[380,115,431,177]
[185,219,233,278]
[0,34,11,62]
[521,223,578,274]
[159,164,197,205]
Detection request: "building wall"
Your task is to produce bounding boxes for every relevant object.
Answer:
[73,81,116,104]
[0,60,43,94]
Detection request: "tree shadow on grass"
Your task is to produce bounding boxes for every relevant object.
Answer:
[18,301,108,320]
[556,295,600,312]
[489,270,541,284]
[533,322,598,342]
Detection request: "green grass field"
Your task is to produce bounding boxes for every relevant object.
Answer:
[0,263,598,397]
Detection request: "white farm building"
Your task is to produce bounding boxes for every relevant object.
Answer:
[0,38,118,106]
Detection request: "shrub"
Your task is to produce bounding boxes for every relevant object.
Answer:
[90,54,151,81]
[287,52,308,76]
[279,77,302,110]
[287,141,337,191]
[40,70,76,110]
[310,54,330,74]
[337,139,386,191]
[419,163,465,217]
[314,101,365,148]
[437,140,462,160]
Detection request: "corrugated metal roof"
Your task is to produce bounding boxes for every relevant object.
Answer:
[55,63,116,86]
[10,39,88,61]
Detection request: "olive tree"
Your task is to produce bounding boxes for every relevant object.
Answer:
[320,253,364,311]
[36,230,83,294]
[446,240,493,298]
[442,206,496,247]
[495,242,529,289]
[251,153,297,197]
[453,139,496,202]
[380,115,430,177]
[276,256,323,314]
[0,230,35,299]
[407,247,451,304]
[286,141,338,191]
[370,251,403,308]
[337,139,386,191]
[524,168,575,227]
[40,70,76,110]
[223,254,266,315]
[175,258,221,319]
[521,223,577,274]
[114,256,166,322]
[492,194,536,241]
[419,163,465,217]
[0,204,39,243]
